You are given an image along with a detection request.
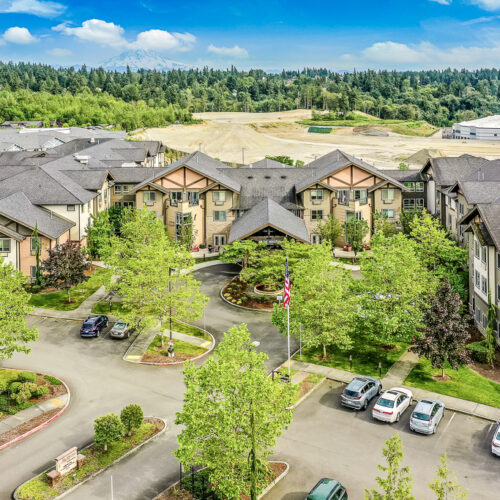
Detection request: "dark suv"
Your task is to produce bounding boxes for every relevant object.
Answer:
[340,376,382,410]
[80,315,108,338]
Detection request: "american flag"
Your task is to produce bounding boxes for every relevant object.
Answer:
[283,256,291,308]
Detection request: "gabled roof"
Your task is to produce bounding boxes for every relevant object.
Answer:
[228,197,309,243]
[421,155,488,187]
[130,151,240,194]
[381,169,423,182]
[460,204,500,249]
[0,192,74,239]
[0,223,25,241]
[296,149,407,192]
[61,170,109,191]
[247,158,288,169]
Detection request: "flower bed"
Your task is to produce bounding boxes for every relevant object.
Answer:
[222,277,276,310]
[16,418,164,500]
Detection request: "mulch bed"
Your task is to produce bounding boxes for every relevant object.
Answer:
[0,407,60,446]
[222,277,275,311]
[156,462,286,500]
[141,352,196,364]
[296,380,315,400]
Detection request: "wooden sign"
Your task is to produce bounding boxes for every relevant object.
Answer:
[55,447,78,476]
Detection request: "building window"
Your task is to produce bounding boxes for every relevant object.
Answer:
[311,234,322,244]
[213,210,226,222]
[403,199,415,211]
[481,245,487,263]
[175,212,192,238]
[381,209,395,219]
[67,204,75,211]
[170,191,182,206]
[115,201,135,208]
[458,202,464,215]
[30,237,40,253]
[482,313,488,329]
[448,214,452,226]
[474,240,480,259]
[187,191,199,206]
[143,191,156,204]
[475,270,480,289]
[497,283,500,302]
[213,191,226,204]
[354,189,367,205]
[114,185,122,194]
[403,182,415,192]
[104,188,108,199]
[338,190,350,205]
[497,252,500,270]
[415,182,424,192]
[381,189,395,203]
[475,306,481,323]
[310,189,324,202]
[0,238,11,252]
[311,210,323,220]
[98,194,103,205]
[30,265,37,281]
[481,276,488,294]
[416,198,424,209]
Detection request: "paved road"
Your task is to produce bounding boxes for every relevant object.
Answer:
[0,263,294,499]
[269,381,500,500]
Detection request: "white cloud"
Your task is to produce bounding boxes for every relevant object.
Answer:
[0,0,66,17]
[470,0,500,10]
[58,19,127,48]
[3,26,37,44]
[47,47,71,56]
[132,29,196,51]
[207,44,248,58]
[428,0,452,4]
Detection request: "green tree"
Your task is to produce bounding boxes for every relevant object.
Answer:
[345,218,369,257]
[120,404,144,436]
[265,155,294,165]
[42,241,88,303]
[94,413,124,451]
[104,209,208,349]
[373,212,398,238]
[31,223,43,287]
[359,234,437,345]
[411,279,470,378]
[316,215,344,248]
[175,324,295,500]
[429,454,466,500]
[484,291,497,368]
[220,240,266,269]
[271,244,355,359]
[365,433,414,500]
[87,210,113,259]
[0,259,39,358]
[176,213,197,250]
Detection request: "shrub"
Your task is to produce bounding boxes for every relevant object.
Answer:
[9,381,22,394]
[33,385,50,398]
[18,371,36,383]
[120,404,144,436]
[44,375,62,385]
[467,341,489,364]
[0,381,7,394]
[31,285,42,293]
[94,413,124,451]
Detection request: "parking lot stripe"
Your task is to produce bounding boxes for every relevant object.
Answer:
[440,412,455,436]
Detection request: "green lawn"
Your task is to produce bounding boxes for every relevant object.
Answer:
[404,358,500,408]
[146,335,207,357]
[294,340,409,378]
[29,270,105,311]
[16,420,161,500]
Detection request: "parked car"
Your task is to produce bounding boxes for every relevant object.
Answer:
[306,478,348,500]
[109,320,132,339]
[372,387,413,423]
[80,315,108,338]
[340,376,382,410]
[409,399,445,434]
[491,423,500,457]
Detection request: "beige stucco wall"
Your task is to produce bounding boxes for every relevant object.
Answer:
[41,204,88,242]
[302,187,333,241]
[135,187,165,219]
[205,188,234,245]
[372,186,403,219]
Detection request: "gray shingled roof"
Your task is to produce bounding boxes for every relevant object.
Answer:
[228,197,309,243]
[457,181,500,205]
[247,158,289,168]
[422,155,488,187]
[477,204,500,249]
[0,192,74,239]
[0,223,25,241]
[109,167,158,183]
[61,170,109,191]
[381,169,423,182]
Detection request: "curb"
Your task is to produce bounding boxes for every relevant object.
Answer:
[0,372,70,452]
[291,377,327,409]
[219,285,273,313]
[13,417,167,500]
[122,323,216,367]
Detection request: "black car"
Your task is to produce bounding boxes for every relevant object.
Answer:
[80,315,108,337]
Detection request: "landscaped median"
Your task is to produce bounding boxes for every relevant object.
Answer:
[0,369,69,451]
[14,407,166,500]
[154,461,289,500]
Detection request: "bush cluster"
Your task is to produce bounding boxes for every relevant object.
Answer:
[94,404,144,450]
[0,371,54,408]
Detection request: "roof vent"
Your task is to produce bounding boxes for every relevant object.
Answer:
[281,175,287,179]
[264,175,271,179]
[247,175,253,179]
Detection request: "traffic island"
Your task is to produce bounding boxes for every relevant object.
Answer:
[0,369,69,451]
[14,417,166,500]
[220,277,276,312]
[155,461,289,500]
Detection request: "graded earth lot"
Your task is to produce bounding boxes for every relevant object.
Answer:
[138,110,500,168]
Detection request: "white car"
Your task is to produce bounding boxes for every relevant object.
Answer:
[372,387,413,423]
[492,423,500,457]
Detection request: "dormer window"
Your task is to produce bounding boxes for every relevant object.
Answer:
[310,189,324,203]
[143,191,157,205]
[213,191,226,205]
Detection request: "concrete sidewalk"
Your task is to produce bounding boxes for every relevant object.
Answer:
[0,393,69,435]
[290,358,500,422]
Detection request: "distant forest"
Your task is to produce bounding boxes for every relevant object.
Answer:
[1,62,500,127]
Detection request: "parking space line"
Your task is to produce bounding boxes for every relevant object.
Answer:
[438,412,455,438]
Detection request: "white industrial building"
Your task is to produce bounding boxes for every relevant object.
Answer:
[452,115,500,140]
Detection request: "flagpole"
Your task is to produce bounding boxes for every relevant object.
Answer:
[287,300,290,378]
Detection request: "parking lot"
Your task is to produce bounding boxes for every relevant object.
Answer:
[269,381,499,499]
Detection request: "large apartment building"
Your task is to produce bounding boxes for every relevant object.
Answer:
[421,155,500,343]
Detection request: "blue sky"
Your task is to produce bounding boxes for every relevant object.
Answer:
[2,0,500,70]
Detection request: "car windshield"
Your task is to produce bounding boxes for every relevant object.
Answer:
[377,398,395,408]
[497,431,500,440]
[114,323,127,330]
[413,411,430,421]
[344,390,359,398]
[83,321,95,327]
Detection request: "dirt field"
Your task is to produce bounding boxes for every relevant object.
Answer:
[137,110,500,168]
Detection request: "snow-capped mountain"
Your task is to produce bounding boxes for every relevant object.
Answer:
[101,50,191,72]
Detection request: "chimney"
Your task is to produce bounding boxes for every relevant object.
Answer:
[90,137,95,144]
